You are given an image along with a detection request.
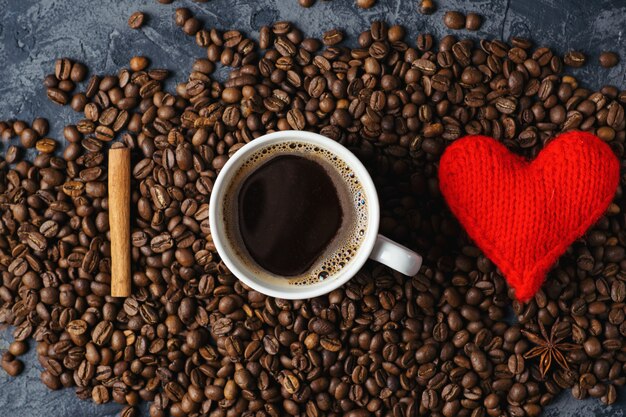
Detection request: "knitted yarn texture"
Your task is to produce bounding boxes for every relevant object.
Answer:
[439,131,620,302]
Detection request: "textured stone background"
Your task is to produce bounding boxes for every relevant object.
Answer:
[0,0,625,416]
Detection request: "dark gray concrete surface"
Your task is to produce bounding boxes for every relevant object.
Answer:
[0,0,625,416]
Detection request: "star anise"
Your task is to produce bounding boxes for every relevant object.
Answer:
[521,318,581,378]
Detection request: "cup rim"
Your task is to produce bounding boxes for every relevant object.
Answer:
[209,130,380,299]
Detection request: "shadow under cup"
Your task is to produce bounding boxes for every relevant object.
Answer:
[210,131,381,299]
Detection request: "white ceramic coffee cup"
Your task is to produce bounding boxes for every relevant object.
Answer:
[209,131,422,299]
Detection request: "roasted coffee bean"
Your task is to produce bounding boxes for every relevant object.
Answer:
[92,385,110,404]
[25,231,47,251]
[223,30,243,48]
[36,138,57,153]
[92,321,114,346]
[130,56,149,72]
[8,341,28,357]
[611,281,626,302]
[43,74,58,88]
[55,58,72,80]
[5,145,19,163]
[19,128,37,148]
[443,11,465,30]
[600,51,619,68]
[470,349,488,372]
[183,17,201,36]
[47,88,69,105]
[418,0,436,14]
[128,11,145,29]
[67,320,88,337]
[323,29,343,46]
[40,371,61,390]
[422,388,438,409]
[282,371,300,394]
[416,33,433,52]
[356,0,376,9]
[62,181,85,197]
[57,79,74,93]
[465,13,482,31]
[32,118,49,136]
[70,62,88,83]
[151,233,174,253]
[222,87,242,103]
[508,353,525,374]
[120,406,136,417]
[509,382,527,403]
[94,125,114,141]
[70,93,88,112]
[564,50,586,67]
[174,7,192,26]
[287,108,305,130]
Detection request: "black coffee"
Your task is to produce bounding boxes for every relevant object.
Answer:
[238,154,343,276]
[223,141,368,283]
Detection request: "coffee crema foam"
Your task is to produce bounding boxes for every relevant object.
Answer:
[223,141,368,285]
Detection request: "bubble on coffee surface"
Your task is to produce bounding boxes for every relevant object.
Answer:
[223,140,368,286]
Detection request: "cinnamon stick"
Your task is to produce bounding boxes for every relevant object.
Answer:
[108,147,131,297]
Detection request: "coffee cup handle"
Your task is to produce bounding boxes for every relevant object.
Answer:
[369,234,422,276]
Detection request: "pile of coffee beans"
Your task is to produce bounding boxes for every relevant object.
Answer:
[1,7,626,417]
[44,58,88,107]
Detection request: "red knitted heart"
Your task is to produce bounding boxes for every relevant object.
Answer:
[439,131,619,302]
